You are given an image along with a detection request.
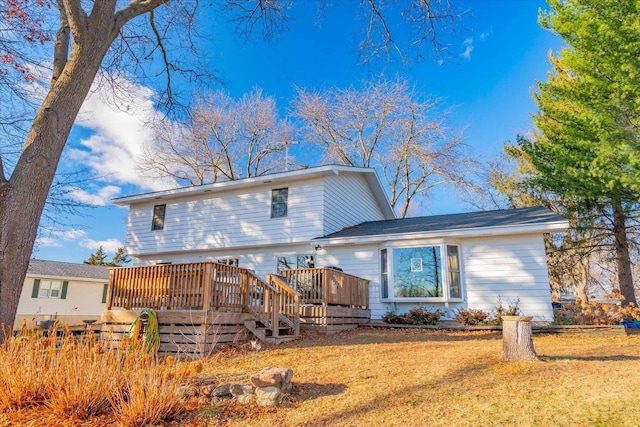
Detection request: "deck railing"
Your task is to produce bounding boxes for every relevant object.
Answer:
[282,267,369,308]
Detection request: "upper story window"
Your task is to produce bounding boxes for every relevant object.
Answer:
[152,204,166,231]
[380,244,462,302]
[271,188,288,218]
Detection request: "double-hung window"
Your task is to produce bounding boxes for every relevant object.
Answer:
[152,204,166,231]
[271,188,288,218]
[380,244,462,301]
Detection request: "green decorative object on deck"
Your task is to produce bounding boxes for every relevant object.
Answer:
[128,308,160,353]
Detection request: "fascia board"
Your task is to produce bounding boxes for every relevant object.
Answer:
[311,220,570,246]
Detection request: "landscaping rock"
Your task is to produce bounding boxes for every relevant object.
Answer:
[254,386,282,407]
[250,367,293,391]
[212,384,232,397]
[200,384,216,397]
[230,383,246,397]
[236,394,256,405]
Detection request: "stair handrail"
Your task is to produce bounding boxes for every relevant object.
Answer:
[267,274,300,337]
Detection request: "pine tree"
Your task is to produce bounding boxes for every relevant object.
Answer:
[511,0,640,305]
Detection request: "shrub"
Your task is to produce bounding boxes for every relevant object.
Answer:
[493,297,521,326]
[382,307,441,326]
[553,292,640,325]
[454,309,490,326]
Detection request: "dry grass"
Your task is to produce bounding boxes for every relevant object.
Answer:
[201,328,640,427]
[0,326,190,425]
[3,327,640,426]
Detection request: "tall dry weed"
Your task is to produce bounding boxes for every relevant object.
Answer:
[0,326,190,426]
[0,324,53,410]
[111,362,188,427]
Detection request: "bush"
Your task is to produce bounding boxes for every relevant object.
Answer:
[382,307,441,326]
[454,309,490,326]
[493,297,521,326]
[553,292,640,325]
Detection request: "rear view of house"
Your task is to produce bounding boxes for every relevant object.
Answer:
[112,165,568,324]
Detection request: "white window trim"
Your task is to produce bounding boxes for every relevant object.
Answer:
[380,243,464,303]
[39,280,63,299]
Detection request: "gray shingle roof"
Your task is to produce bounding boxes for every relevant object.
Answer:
[27,259,109,281]
[315,206,566,240]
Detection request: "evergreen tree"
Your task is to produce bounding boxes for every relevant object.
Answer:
[84,246,131,267]
[509,0,640,305]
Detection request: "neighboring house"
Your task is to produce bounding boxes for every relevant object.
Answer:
[112,165,568,321]
[15,259,109,330]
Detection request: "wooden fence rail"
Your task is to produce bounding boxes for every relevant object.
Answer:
[283,267,369,308]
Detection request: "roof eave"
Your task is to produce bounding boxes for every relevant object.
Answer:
[111,165,381,206]
[312,220,570,246]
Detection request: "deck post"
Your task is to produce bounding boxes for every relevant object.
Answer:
[272,289,280,338]
[202,263,213,311]
[106,269,114,310]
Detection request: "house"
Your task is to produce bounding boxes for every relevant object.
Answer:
[15,259,109,330]
[112,165,568,322]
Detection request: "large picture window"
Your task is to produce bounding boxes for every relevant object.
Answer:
[381,244,462,301]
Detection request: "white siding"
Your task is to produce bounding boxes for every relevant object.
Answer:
[318,233,554,321]
[323,173,385,235]
[15,276,107,329]
[462,234,553,321]
[125,178,325,255]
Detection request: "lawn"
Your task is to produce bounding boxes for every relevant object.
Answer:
[3,327,640,426]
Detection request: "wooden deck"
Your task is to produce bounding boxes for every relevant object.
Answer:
[102,262,370,355]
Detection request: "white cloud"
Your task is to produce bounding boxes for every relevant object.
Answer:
[460,37,474,60]
[81,238,123,253]
[35,237,63,248]
[68,185,121,207]
[67,74,177,192]
[56,229,87,240]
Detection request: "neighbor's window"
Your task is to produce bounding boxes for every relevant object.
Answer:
[276,255,315,274]
[39,280,62,299]
[271,188,288,218]
[381,245,462,301]
[152,204,166,230]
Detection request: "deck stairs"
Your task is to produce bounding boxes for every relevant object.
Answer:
[242,272,300,344]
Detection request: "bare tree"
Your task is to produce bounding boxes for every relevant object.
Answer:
[138,88,292,185]
[294,78,474,217]
[0,0,459,341]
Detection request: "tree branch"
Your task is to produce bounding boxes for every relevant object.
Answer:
[114,0,169,34]
[61,0,88,42]
[52,0,70,84]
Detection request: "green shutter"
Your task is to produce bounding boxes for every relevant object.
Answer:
[60,281,68,299]
[31,279,40,298]
[101,283,108,304]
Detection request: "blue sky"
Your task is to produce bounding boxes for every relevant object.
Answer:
[32,0,562,263]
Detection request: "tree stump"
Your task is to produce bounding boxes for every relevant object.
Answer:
[501,316,538,361]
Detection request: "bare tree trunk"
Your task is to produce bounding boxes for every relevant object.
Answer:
[501,316,538,361]
[612,201,636,306]
[0,17,116,342]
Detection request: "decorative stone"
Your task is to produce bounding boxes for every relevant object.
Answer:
[255,386,282,407]
[230,384,245,397]
[212,384,232,397]
[242,384,255,394]
[250,367,293,391]
[200,384,216,397]
[236,394,256,405]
